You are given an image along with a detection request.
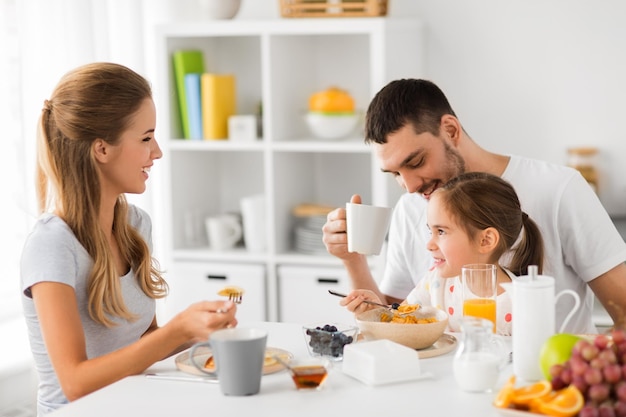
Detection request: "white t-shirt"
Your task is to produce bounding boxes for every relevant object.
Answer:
[20,205,156,416]
[406,268,516,336]
[380,155,626,334]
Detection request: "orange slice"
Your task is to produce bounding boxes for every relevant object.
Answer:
[206,352,282,370]
[528,390,559,413]
[204,355,215,370]
[511,380,553,405]
[493,376,516,408]
[537,385,584,417]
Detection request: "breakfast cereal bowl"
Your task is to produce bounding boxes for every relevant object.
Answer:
[302,323,358,361]
[355,306,448,350]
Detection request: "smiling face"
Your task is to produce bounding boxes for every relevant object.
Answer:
[95,98,162,200]
[373,123,465,200]
[426,192,483,278]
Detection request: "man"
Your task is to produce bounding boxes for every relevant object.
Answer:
[322,79,626,334]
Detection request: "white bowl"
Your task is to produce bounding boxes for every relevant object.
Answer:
[200,0,241,20]
[305,112,360,140]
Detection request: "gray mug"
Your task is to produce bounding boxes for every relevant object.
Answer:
[190,327,268,396]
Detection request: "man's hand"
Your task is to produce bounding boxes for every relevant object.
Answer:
[322,194,362,260]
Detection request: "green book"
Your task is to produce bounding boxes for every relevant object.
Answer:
[173,50,205,139]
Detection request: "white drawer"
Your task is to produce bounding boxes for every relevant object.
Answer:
[277,265,356,325]
[161,261,266,323]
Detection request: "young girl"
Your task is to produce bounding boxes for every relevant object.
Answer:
[20,62,238,415]
[340,172,545,335]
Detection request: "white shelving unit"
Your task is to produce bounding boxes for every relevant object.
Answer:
[152,18,423,323]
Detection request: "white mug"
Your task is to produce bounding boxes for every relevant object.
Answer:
[205,214,242,251]
[346,202,393,255]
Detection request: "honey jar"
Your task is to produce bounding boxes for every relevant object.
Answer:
[567,147,599,193]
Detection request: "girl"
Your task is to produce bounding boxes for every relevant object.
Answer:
[341,172,545,335]
[20,62,238,415]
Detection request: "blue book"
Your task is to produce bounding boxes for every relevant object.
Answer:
[184,73,203,140]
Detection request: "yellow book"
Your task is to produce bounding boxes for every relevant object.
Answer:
[201,73,236,140]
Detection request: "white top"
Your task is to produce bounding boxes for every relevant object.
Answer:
[406,268,515,336]
[380,154,626,334]
[20,205,155,416]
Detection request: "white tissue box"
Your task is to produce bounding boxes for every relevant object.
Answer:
[342,339,427,386]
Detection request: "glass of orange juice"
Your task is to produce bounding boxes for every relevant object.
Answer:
[461,264,497,333]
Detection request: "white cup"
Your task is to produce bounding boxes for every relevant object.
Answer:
[346,202,393,255]
[240,194,267,252]
[205,214,242,250]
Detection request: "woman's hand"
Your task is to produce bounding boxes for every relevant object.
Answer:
[171,300,238,344]
[339,289,384,315]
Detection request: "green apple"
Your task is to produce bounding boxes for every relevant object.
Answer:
[539,333,583,380]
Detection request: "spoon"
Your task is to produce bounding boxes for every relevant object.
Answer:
[272,355,296,375]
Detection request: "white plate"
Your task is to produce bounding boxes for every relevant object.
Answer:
[494,407,544,417]
[175,346,293,378]
[416,333,457,359]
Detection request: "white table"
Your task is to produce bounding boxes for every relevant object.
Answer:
[49,321,510,417]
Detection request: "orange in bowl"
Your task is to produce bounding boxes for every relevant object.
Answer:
[309,87,355,113]
[355,306,448,350]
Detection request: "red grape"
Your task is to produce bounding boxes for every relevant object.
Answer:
[615,400,626,417]
[571,356,590,375]
[599,401,616,417]
[589,383,611,403]
[604,364,623,384]
[613,329,626,345]
[584,344,601,361]
[580,404,600,417]
[600,349,618,365]
[572,374,590,393]
[616,381,626,402]
[596,334,611,350]
[586,367,604,386]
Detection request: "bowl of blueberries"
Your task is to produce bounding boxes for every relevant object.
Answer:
[303,323,358,361]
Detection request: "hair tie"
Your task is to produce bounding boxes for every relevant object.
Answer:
[43,99,52,112]
[521,212,529,221]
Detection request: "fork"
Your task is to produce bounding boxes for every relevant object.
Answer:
[228,291,243,304]
[327,290,416,314]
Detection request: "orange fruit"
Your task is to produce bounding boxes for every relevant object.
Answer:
[528,390,559,413]
[511,380,553,405]
[309,87,355,113]
[537,385,584,417]
[493,376,516,408]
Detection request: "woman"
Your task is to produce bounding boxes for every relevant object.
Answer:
[340,172,545,335]
[20,62,237,415]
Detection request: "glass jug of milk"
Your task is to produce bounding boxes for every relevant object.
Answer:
[453,316,507,392]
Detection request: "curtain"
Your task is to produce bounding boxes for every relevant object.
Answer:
[1,0,179,322]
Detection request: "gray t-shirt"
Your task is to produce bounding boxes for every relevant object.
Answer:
[20,205,156,416]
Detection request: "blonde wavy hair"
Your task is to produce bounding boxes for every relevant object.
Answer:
[36,62,167,326]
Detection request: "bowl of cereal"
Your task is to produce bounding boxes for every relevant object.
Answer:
[355,306,448,350]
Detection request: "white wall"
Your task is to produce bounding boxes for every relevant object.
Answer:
[241,0,626,216]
